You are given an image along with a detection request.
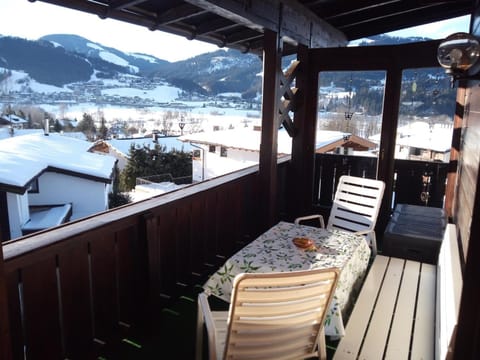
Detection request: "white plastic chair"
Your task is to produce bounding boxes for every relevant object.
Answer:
[295,175,385,256]
[196,268,340,360]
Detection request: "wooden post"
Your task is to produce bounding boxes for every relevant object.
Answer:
[259,29,282,228]
[0,192,11,242]
[376,67,402,237]
[290,44,317,218]
[0,244,12,359]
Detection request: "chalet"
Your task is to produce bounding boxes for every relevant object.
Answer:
[0,132,116,240]
[89,136,193,171]
[395,122,453,162]
[0,114,27,129]
[370,121,454,162]
[0,1,479,360]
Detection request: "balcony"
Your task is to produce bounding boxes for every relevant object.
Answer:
[0,153,449,359]
[1,3,479,357]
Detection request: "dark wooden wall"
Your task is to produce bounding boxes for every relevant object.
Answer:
[452,5,480,358]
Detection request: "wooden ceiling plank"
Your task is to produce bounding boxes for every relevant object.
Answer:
[340,4,471,40]
[195,17,238,35]
[154,4,208,26]
[323,0,402,21]
[110,0,147,11]
[333,2,447,27]
[225,28,263,45]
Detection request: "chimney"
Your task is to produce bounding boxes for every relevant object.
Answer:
[44,118,49,136]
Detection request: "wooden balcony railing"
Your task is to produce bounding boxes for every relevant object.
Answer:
[314,153,448,209]
[1,154,447,358]
[2,159,290,359]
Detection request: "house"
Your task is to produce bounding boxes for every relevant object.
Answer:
[0,114,27,129]
[0,132,116,240]
[90,136,194,171]
[179,126,375,181]
[370,121,454,162]
[394,122,453,162]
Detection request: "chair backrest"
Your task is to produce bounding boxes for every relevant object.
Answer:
[223,268,339,360]
[327,175,385,234]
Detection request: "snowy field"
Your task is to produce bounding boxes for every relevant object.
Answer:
[40,102,262,135]
[1,67,262,134]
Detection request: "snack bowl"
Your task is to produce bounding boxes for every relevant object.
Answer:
[293,237,316,251]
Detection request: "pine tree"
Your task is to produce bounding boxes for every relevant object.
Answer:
[77,113,97,141]
[120,144,192,191]
[99,117,108,140]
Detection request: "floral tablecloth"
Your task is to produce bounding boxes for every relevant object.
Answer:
[203,221,371,337]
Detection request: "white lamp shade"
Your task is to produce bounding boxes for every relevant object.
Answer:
[437,32,480,72]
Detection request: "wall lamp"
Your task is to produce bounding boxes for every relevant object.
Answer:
[437,32,480,87]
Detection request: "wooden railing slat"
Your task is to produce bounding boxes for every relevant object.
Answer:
[90,234,118,344]
[22,258,63,359]
[59,241,93,358]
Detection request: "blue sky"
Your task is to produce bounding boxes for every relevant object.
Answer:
[0,0,470,62]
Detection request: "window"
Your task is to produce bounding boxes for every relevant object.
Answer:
[27,178,39,193]
[209,145,216,153]
[220,146,228,157]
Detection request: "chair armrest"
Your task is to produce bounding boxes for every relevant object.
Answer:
[197,292,218,360]
[294,214,325,228]
[354,229,377,257]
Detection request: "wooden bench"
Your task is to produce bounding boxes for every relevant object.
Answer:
[333,223,462,360]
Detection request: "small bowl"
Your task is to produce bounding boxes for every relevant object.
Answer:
[293,237,316,250]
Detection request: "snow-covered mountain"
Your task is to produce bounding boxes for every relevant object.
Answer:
[0,34,264,97]
[40,34,168,75]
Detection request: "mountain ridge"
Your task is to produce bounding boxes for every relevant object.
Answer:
[0,33,455,115]
[0,33,264,97]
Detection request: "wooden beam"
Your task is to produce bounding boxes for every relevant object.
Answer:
[185,0,347,48]
[154,4,207,26]
[290,44,317,218]
[195,17,237,35]
[110,0,147,10]
[376,67,402,237]
[0,240,12,359]
[259,29,282,227]
[0,192,10,242]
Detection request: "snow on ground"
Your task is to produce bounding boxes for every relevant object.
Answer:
[1,68,72,93]
[40,101,261,136]
[129,53,160,63]
[101,85,180,101]
[129,182,186,202]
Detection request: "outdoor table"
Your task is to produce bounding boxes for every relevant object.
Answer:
[203,221,371,337]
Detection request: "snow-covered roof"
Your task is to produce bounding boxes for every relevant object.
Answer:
[369,121,453,152]
[0,128,43,140]
[107,136,194,157]
[0,114,28,125]
[130,182,186,202]
[0,132,116,193]
[178,127,350,154]
[0,128,87,141]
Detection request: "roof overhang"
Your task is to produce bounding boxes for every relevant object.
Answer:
[33,1,472,55]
